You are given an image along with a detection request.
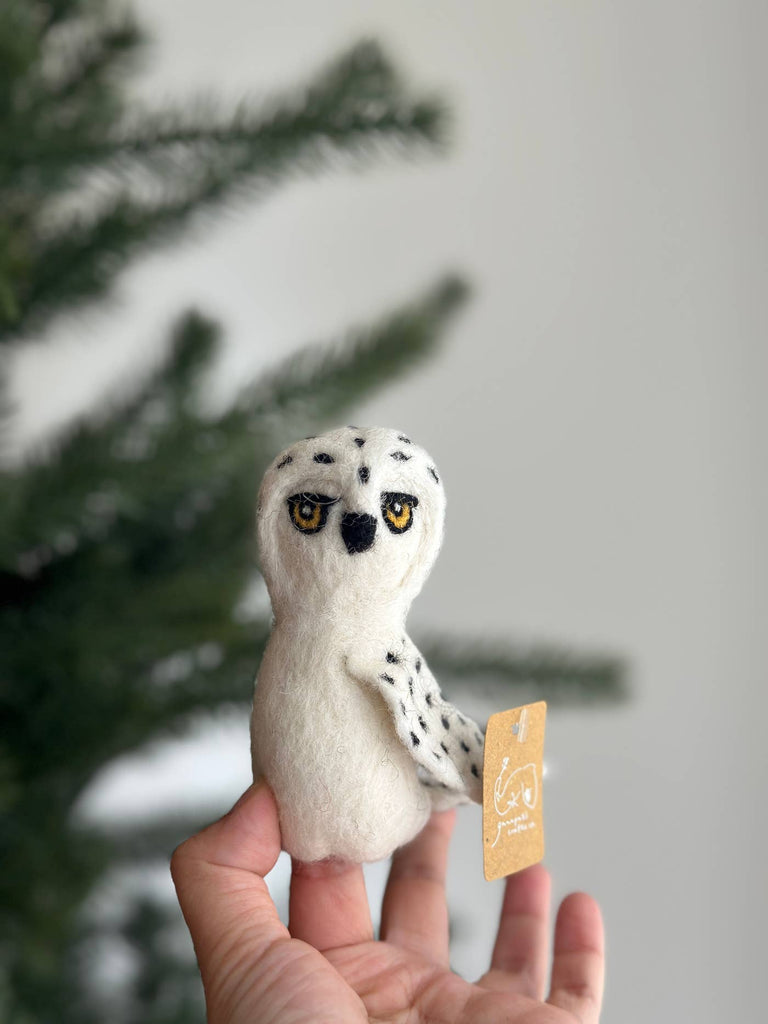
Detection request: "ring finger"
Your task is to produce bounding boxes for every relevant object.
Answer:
[379,809,456,966]
[478,863,551,998]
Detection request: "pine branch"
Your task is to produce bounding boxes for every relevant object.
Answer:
[10,40,441,170]
[1,563,265,788]
[99,808,231,864]
[245,275,468,430]
[0,310,221,567]
[2,277,467,570]
[419,636,628,706]
[91,609,266,767]
[2,41,448,341]
[115,897,204,1024]
[0,367,13,460]
[0,4,38,97]
[0,6,140,153]
[46,16,143,103]
[40,1,90,33]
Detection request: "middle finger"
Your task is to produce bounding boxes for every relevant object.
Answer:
[289,856,373,951]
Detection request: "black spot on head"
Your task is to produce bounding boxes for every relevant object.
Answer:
[428,466,440,483]
[276,455,293,469]
[471,763,479,778]
[314,452,334,464]
[397,435,412,444]
[418,716,428,733]
[441,716,450,730]
[354,437,365,447]
[433,751,441,760]
[440,741,449,754]
[425,693,433,707]
[460,740,470,753]
[358,466,370,484]
[391,451,411,462]
[410,731,420,747]
[400,701,407,715]
[380,673,395,685]
[415,658,422,673]
[408,678,414,697]
[386,651,399,664]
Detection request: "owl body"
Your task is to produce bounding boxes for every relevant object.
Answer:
[251,427,485,863]
[251,619,432,862]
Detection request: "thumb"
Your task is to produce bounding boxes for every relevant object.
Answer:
[170,782,289,1008]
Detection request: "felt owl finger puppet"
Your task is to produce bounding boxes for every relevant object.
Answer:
[250,426,485,863]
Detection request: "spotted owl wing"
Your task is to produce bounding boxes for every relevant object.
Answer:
[345,640,485,802]
[409,648,485,802]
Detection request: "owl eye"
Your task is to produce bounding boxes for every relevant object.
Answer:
[381,492,419,534]
[287,493,337,533]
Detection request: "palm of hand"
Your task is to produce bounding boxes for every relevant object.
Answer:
[172,785,604,1024]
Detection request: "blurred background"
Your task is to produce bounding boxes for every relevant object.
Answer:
[1,1,766,1022]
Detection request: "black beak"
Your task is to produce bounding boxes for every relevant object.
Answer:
[341,511,377,554]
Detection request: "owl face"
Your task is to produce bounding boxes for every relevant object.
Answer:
[257,427,446,618]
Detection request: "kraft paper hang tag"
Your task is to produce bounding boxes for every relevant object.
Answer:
[483,701,547,881]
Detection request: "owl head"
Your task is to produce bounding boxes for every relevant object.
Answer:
[257,426,446,621]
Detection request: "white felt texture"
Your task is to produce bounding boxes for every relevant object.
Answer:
[250,426,484,863]
[345,640,484,801]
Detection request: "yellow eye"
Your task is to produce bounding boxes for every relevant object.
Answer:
[287,493,335,534]
[293,500,321,530]
[385,500,411,531]
[381,492,419,534]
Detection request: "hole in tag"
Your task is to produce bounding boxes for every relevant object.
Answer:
[513,707,529,743]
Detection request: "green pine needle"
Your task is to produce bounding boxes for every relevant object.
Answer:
[1,38,449,342]
[419,636,628,706]
[245,275,468,431]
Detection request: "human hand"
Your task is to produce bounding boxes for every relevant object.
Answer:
[171,782,605,1023]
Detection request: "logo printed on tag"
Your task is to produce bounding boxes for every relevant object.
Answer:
[483,701,546,881]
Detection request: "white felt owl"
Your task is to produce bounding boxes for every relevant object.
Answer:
[251,426,484,863]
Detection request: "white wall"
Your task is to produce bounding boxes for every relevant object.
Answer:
[12,2,767,1020]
